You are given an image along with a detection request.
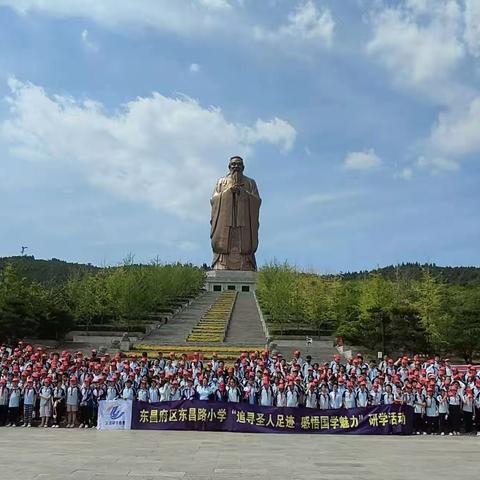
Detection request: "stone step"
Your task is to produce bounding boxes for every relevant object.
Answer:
[272,339,338,364]
[143,291,221,344]
[225,292,266,345]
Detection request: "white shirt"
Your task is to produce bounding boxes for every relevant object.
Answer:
[196,385,211,401]
[305,391,318,409]
[259,386,273,406]
[286,388,298,408]
[329,391,342,409]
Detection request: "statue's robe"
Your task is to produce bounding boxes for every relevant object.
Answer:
[210,174,261,271]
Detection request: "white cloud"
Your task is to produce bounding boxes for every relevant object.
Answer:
[343,149,382,170]
[189,63,201,73]
[1,79,296,220]
[397,167,413,180]
[302,191,362,205]
[81,29,98,52]
[417,156,460,173]
[254,0,334,48]
[367,1,464,88]
[464,0,480,58]
[0,0,235,37]
[429,96,480,157]
[245,118,296,153]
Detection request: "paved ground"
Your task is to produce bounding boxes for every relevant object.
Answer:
[0,429,478,480]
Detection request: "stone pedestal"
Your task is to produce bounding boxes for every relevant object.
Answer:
[205,270,258,293]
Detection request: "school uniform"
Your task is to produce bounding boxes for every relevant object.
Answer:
[148,386,160,403]
[329,390,342,409]
[413,392,425,434]
[196,385,211,401]
[286,388,299,408]
[343,390,356,409]
[474,390,480,433]
[66,385,80,412]
[437,395,449,434]
[23,387,36,426]
[425,395,439,434]
[8,386,21,426]
[356,388,369,408]
[382,391,394,406]
[0,385,9,425]
[448,393,462,434]
[259,385,274,406]
[305,390,318,409]
[52,385,65,426]
[137,388,149,402]
[318,391,330,410]
[369,390,383,406]
[170,388,182,401]
[121,386,135,401]
[461,394,474,433]
[79,386,94,427]
[275,390,287,407]
[39,385,53,418]
[182,386,196,401]
[159,383,171,402]
[243,383,257,405]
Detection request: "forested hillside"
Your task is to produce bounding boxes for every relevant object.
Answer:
[0,256,99,286]
[341,262,480,286]
[257,262,480,362]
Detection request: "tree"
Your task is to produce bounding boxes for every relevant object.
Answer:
[413,268,444,349]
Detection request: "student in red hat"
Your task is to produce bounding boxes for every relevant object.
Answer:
[7,378,21,427]
[52,378,66,428]
[413,385,426,435]
[0,379,9,426]
[22,378,36,427]
[448,386,462,435]
[66,376,80,428]
[275,382,287,407]
[462,387,474,434]
[39,378,53,428]
[425,387,439,434]
[259,377,274,406]
[437,389,449,435]
[215,382,228,402]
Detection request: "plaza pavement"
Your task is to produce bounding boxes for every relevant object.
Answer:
[0,429,478,480]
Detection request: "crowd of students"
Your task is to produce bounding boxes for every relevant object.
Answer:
[1,342,480,435]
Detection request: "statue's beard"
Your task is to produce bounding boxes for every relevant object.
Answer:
[232,170,242,186]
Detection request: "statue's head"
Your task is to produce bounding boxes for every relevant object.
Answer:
[229,156,244,174]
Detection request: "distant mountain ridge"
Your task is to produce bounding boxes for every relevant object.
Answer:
[339,262,480,286]
[1,257,480,286]
[0,256,99,286]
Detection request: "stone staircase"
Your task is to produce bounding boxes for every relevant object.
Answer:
[272,339,338,364]
[142,291,220,344]
[225,292,266,345]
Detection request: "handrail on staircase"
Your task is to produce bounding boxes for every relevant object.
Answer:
[253,291,269,346]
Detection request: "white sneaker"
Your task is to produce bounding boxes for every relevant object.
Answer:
[27,424,31,428]
[79,424,84,428]
[449,432,453,436]
[441,432,445,436]
[476,432,480,436]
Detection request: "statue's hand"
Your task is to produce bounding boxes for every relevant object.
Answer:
[230,185,240,195]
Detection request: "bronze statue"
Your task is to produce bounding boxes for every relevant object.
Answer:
[210,156,261,271]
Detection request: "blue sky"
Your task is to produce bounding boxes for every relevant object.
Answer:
[0,0,479,272]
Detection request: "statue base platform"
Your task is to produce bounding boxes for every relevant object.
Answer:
[205,270,258,293]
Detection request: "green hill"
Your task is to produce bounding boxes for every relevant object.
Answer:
[339,262,480,286]
[0,256,99,286]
